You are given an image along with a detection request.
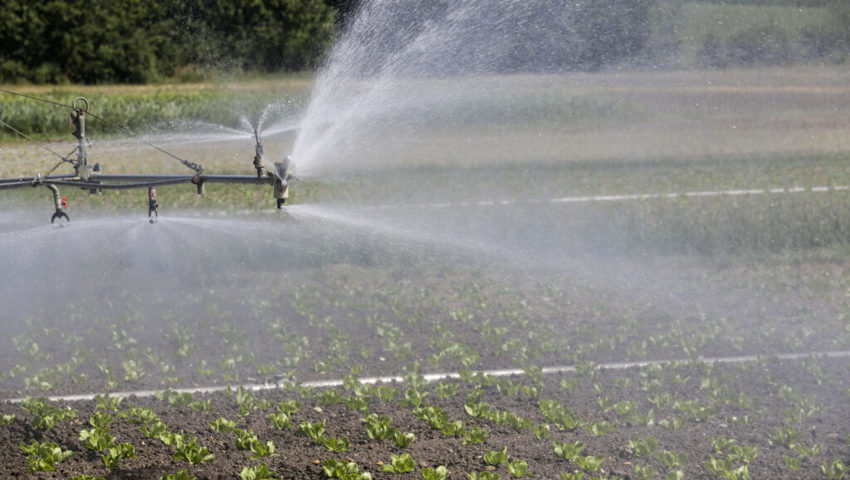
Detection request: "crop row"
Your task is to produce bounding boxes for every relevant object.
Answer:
[2,350,849,478]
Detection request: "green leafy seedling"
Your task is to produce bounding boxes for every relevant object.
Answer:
[19,439,74,473]
[634,464,654,480]
[161,469,196,480]
[240,463,278,480]
[209,417,237,433]
[435,381,459,398]
[250,439,275,459]
[552,440,584,461]
[20,397,77,429]
[574,455,604,472]
[709,436,736,455]
[783,455,802,471]
[323,458,360,478]
[277,400,300,414]
[299,420,326,443]
[629,436,658,457]
[661,450,687,468]
[726,445,759,464]
[463,426,490,445]
[820,459,848,480]
[318,389,343,406]
[94,394,123,412]
[365,414,394,440]
[485,446,509,466]
[142,420,169,439]
[422,466,449,480]
[79,427,116,451]
[90,411,113,428]
[324,436,350,453]
[508,459,532,478]
[392,429,416,448]
[171,434,215,464]
[469,472,501,480]
[269,411,291,429]
[768,425,800,448]
[531,423,550,440]
[102,442,135,471]
[383,453,415,473]
[666,471,684,480]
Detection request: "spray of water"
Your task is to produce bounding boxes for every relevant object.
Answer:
[290,1,564,177]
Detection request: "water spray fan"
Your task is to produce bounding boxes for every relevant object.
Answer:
[0,90,295,223]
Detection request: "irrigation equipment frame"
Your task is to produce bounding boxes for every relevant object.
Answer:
[0,94,293,223]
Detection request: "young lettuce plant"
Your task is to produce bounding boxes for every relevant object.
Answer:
[628,437,659,457]
[318,389,343,406]
[463,426,490,445]
[233,428,275,458]
[634,464,654,480]
[435,381,459,399]
[373,385,400,403]
[704,457,748,480]
[209,417,237,433]
[574,455,604,473]
[819,459,848,480]
[584,419,617,436]
[269,411,291,430]
[299,420,326,444]
[507,459,532,478]
[19,439,74,473]
[726,445,759,464]
[391,429,416,448]
[382,453,415,474]
[323,436,350,453]
[240,463,278,480]
[768,425,801,449]
[0,413,15,426]
[94,394,123,412]
[343,395,370,413]
[552,440,584,462]
[468,473,501,480]
[79,426,116,451]
[531,423,550,441]
[160,470,196,480]
[322,458,373,480]
[168,432,215,464]
[485,447,509,466]
[102,442,136,471]
[20,397,77,429]
[365,414,394,441]
[422,465,449,480]
[661,450,688,468]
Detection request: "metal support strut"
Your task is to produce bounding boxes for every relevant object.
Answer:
[69,97,90,180]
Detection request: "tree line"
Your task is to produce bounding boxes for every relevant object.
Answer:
[0,0,339,84]
[1,0,847,84]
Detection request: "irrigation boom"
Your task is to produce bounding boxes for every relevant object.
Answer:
[0,94,293,223]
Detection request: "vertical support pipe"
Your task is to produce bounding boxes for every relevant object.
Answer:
[70,97,89,179]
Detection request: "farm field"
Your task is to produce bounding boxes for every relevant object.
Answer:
[2,67,850,479]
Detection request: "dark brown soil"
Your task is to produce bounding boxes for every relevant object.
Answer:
[1,257,849,479]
